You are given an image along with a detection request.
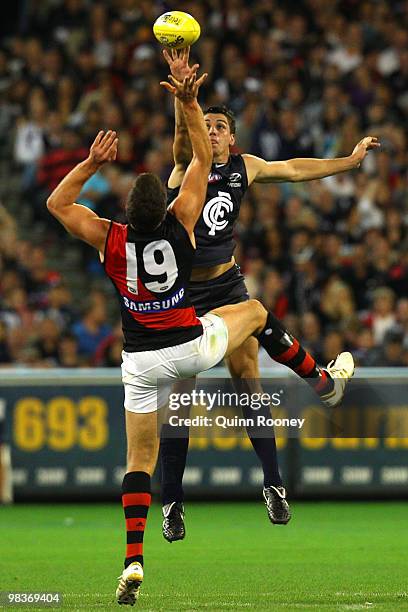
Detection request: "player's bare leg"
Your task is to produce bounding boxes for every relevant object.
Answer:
[116,411,159,606]
[125,410,160,475]
[225,336,291,524]
[211,300,264,351]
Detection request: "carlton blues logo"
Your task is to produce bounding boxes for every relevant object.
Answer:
[203,191,233,236]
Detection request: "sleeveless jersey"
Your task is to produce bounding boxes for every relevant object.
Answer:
[167,154,248,267]
[104,213,203,352]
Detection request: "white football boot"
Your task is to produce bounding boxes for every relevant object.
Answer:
[116,561,143,606]
[320,352,355,408]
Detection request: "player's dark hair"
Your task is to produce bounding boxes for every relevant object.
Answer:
[126,173,167,232]
[204,105,236,134]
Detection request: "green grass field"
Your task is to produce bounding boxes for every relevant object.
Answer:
[0,501,407,611]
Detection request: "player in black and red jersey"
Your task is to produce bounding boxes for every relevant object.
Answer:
[159,47,379,541]
[47,72,355,605]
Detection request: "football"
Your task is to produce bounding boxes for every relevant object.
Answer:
[153,11,201,49]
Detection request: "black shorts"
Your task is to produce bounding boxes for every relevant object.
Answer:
[188,264,250,317]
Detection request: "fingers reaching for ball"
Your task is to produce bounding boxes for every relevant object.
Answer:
[162,45,199,82]
[160,71,208,101]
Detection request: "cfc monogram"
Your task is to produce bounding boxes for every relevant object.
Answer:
[203,191,233,236]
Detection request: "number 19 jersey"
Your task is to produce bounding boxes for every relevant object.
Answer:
[104,213,203,352]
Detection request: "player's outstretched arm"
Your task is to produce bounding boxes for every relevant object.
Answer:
[164,48,197,188]
[160,72,211,243]
[243,136,380,184]
[46,131,118,252]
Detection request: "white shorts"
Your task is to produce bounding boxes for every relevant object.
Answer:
[121,313,229,414]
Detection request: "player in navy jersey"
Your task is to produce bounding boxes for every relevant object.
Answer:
[46,70,356,605]
[159,47,380,542]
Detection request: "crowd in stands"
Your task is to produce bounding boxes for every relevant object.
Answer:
[0,0,407,368]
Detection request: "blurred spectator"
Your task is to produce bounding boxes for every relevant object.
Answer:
[243,257,264,298]
[38,281,75,329]
[36,127,88,193]
[93,321,123,367]
[13,86,47,190]
[0,286,35,332]
[362,286,397,345]
[22,246,61,308]
[328,22,363,74]
[320,277,356,327]
[31,318,61,366]
[288,253,322,315]
[262,269,289,319]
[353,327,376,366]
[71,296,112,360]
[320,330,346,366]
[56,332,82,368]
[300,312,322,357]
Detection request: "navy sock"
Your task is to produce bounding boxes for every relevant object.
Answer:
[159,425,189,505]
[233,379,283,488]
[247,433,283,487]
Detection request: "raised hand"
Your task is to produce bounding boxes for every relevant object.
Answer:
[88,130,118,166]
[162,46,199,82]
[352,136,380,167]
[160,72,208,102]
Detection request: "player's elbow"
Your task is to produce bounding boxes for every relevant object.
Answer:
[46,195,63,217]
[46,196,57,213]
